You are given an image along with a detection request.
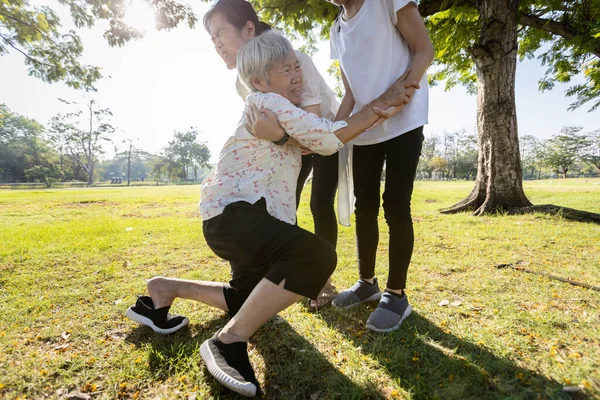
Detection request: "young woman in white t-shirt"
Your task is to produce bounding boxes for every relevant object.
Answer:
[203,0,342,310]
[327,0,435,333]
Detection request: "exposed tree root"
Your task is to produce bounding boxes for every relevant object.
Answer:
[440,195,482,214]
[442,198,599,224]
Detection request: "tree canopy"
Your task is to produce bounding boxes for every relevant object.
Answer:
[245,0,600,111]
[0,0,197,89]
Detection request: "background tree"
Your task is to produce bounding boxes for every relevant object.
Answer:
[453,132,478,180]
[0,104,60,183]
[190,142,212,182]
[418,133,440,179]
[119,137,140,186]
[520,134,544,180]
[49,97,115,185]
[163,127,211,181]
[101,148,154,183]
[149,155,169,184]
[429,156,449,179]
[543,126,589,178]
[581,129,600,174]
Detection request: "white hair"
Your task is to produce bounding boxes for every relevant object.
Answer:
[237,31,294,93]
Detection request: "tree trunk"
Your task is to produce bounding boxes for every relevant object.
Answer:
[88,155,94,186]
[443,0,531,216]
[127,143,132,186]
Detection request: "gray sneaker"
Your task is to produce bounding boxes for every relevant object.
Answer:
[332,278,382,309]
[366,292,412,333]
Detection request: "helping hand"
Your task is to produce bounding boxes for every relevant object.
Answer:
[365,68,420,131]
[245,103,286,141]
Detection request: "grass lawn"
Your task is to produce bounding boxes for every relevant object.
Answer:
[1,178,599,399]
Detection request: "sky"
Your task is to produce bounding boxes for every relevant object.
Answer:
[1,0,598,162]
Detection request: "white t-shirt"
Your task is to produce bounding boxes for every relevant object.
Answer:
[330,0,429,146]
[237,49,339,120]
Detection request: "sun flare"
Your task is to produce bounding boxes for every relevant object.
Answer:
[123,0,156,33]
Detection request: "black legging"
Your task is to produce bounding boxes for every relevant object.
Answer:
[295,153,339,249]
[353,127,424,290]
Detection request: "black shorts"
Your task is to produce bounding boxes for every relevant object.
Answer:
[202,198,337,316]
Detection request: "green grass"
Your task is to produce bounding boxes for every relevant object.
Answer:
[1,179,599,399]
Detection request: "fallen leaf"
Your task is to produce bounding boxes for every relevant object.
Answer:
[439,299,450,307]
[62,331,70,340]
[54,343,69,352]
[67,393,91,400]
[451,300,462,307]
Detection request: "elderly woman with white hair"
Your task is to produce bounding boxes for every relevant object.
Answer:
[125,31,413,397]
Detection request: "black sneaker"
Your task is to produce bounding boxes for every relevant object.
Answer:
[200,331,259,397]
[125,296,189,334]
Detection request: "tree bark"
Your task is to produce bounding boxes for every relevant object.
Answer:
[442,0,532,216]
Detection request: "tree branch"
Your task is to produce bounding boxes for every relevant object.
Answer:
[0,32,66,72]
[518,12,600,58]
[0,11,61,48]
[418,0,476,18]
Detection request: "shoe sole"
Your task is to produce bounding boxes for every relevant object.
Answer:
[125,307,189,335]
[332,291,382,309]
[366,304,413,333]
[200,339,257,397]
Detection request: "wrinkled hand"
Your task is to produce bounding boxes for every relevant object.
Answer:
[365,68,420,131]
[245,103,286,141]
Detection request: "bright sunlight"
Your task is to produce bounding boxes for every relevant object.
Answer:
[123,0,156,33]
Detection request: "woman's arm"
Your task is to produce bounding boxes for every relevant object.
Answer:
[334,68,355,122]
[396,3,434,87]
[373,2,434,114]
[244,103,319,151]
[256,86,406,154]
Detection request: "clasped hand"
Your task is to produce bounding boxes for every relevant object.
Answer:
[365,68,420,131]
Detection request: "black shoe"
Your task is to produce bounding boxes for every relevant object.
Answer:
[125,296,189,334]
[200,331,259,397]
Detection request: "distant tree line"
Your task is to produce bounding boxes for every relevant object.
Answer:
[418,127,599,180]
[0,103,211,187]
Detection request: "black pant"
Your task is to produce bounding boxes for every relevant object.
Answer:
[353,127,424,290]
[203,198,337,316]
[296,153,339,249]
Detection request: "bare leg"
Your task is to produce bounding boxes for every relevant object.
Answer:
[147,276,229,312]
[218,279,302,343]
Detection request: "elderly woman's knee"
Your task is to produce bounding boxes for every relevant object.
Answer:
[304,235,337,275]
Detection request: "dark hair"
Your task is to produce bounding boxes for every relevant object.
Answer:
[203,0,271,35]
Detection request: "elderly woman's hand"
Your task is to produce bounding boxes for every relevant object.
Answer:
[364,68,420,131]
[245,103,287,141]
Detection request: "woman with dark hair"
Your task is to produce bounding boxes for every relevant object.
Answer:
[202,0,342,309]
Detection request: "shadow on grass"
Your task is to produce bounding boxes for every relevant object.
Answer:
[252,318,377,399]
[124,313,372,399]
[318,308,573,399]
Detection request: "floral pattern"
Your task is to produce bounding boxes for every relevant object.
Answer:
[200,92,347,224]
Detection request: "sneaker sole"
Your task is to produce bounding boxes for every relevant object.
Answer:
[332,291,382,309]
[366,304,413,333]
[200,339,257,397]
[125,307,189,335]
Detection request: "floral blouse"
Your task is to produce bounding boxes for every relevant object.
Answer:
[200,92,347,225]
